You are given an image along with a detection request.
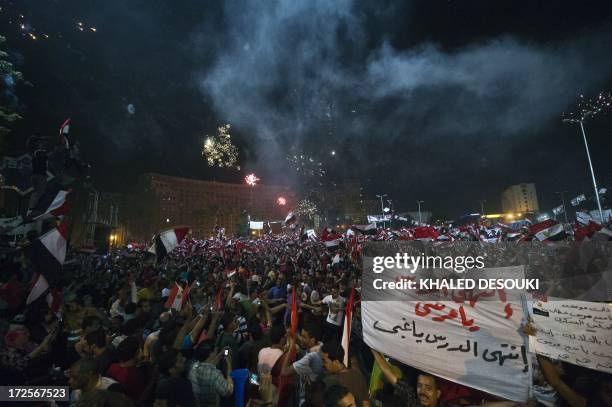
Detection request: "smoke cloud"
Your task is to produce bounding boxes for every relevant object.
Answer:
[199,0,612,209]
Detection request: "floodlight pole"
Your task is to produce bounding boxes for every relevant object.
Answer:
[579,121,604,221]
[416,200,424,225]
[376,194,387,228]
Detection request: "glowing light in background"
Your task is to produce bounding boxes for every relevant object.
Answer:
[563,90,612,122]
[277,196,287,206]
[244,173,260,186]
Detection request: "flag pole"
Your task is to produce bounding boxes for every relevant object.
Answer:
[579,121,604,222]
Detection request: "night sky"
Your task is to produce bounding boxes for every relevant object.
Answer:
[2,0,612,218]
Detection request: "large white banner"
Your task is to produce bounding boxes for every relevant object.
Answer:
[528,297,612,374]
[362,266,530,402]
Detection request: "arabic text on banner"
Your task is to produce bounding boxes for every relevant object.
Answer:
[362,266,530,402]
[528,297,612,374]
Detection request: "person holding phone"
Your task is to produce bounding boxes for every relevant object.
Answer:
[188,344,234,407]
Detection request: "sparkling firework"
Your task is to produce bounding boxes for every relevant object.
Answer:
[295,199,318,218]
[244,173,260,186]
[563,91,612,123]
[277,196,287,206]
[201,124,240,170]
[286,154,325,177]
[1,3,98,41]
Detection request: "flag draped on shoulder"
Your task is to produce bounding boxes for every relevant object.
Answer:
[148,227,190,262]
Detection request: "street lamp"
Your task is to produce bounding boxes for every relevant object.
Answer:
[562,93,609,222]
[376,194,387,228]
[478,200,486,216]
[416,200,424,225]
[555,191,569,224]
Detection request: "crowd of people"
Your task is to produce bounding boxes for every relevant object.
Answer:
[0,220,611,406]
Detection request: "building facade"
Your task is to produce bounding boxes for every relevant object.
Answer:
[127,173,295,240]
[501,183,539,214]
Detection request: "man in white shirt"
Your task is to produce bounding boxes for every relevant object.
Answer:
[322,287,346,341]
[280,322,325,406]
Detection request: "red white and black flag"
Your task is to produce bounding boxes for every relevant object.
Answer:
[148,227,190,263]
[164,282,191,311]
[530,219,566,241]
[29,223,69,284]
[33,189,72,220]
[59,118,71,149]
[25,273,62,318]
[284,211,297,226]
[341,288,355,367]
[321,227,343,247]
[26,273,50,305]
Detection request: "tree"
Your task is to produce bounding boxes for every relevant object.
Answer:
[0,35,23,153]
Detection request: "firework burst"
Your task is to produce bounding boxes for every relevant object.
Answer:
[563,91,612,123]
[295,199,318,218]
[244,173,260,186]
[286,154,325,178]
[202,124,240,170]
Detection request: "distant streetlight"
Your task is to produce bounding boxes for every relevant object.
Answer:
[478,200,486,215]
[416,200,424,225]
[376,194,388,228]
[555,191,569,224]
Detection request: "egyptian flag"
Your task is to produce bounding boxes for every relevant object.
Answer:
[341,288,355,367]
[284,211,297,226]
[25,274,62,317]
[59,118,71,149]
[413,226,439,240]
[30,223,68,281]
[290,287,298,336]
[165,282,191,311]
[46,288,62,318]
[26,273,50,305]
[148,227,190,263]
[351,223,377,235]
[33,189,72,220]
[321,228,342,247]
[574,220,602,242]
[214,284,224,310]
[530,219,565,241]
